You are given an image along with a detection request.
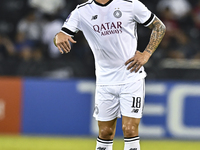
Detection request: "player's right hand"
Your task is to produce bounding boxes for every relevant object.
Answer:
[54,32,77,54]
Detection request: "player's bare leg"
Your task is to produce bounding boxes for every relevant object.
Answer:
[122,116,141,150]
[95,118,117,150]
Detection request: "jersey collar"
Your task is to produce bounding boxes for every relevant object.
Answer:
[94,0,113,6]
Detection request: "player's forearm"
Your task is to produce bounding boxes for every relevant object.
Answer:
[144,17,166,56]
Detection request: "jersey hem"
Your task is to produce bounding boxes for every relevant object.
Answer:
[96,73,146,86]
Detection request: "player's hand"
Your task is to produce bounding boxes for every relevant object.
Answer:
[125,51,151,73]
[54,32,77,54]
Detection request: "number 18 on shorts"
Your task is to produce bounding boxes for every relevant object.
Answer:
[93,79,145,121]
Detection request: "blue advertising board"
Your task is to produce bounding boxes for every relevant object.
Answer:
[22,78,93,135]
[22,78,200,139]
[140,81,200,139]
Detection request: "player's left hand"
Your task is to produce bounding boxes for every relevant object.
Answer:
[125,51,151,73]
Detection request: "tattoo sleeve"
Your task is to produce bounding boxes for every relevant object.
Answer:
[144,17,166,55]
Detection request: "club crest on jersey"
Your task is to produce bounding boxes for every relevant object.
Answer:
[113,10,122,18]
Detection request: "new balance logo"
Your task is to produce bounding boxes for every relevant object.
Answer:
[132,109,139,113]
[129,148,137,150]
[91,15,98,20]
[97,147,106,150]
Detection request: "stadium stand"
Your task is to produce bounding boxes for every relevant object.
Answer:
[0,0,200,80]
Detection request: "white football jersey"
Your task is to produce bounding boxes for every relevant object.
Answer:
[61,0,155,85]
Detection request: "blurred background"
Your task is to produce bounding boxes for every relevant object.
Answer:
[0,0,200,149]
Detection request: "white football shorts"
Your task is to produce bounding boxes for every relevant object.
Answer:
[93,79,145,121]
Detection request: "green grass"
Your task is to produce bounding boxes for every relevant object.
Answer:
[0,135,200,150]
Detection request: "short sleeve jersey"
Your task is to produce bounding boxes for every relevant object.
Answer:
[61,0,155,85]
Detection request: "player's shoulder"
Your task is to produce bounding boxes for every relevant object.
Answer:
[77,0,94,9]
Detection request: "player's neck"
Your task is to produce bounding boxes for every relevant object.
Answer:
[95,0,111,5]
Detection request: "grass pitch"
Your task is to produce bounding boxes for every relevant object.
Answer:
[0,135,200,150]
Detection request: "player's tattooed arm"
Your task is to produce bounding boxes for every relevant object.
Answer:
[145,17,166,55]
[125,17,166,73]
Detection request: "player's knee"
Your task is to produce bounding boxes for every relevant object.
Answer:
[99,126,115,139]
[122,123,139,137]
